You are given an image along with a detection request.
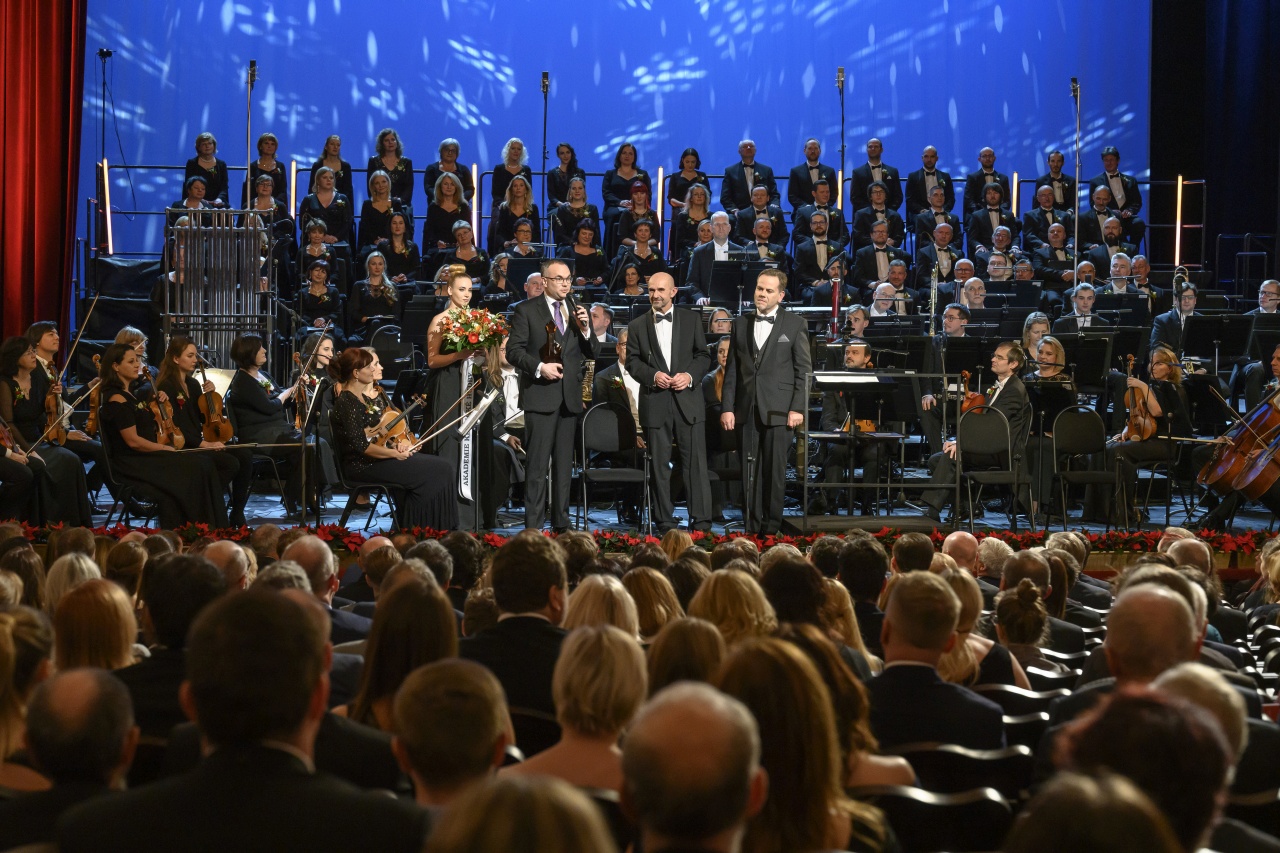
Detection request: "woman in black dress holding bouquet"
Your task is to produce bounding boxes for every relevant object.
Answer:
[425,269,506,529]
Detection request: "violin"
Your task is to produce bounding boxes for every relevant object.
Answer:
[196,358,233,443]
[84,355,102,437]
[149,395,185,449]
[959,370,987,415]
[1120,354,1157,442]
[43,361,67,446]
[368,392,428,448]
[0,412,16,451]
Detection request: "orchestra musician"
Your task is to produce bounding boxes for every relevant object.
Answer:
[919,304,972,454]
[624,271,713,533]
[505,258,596,531]
[155,337,252,527]
[327,347,459,531]
[721,268,811,534]
[26,321,107,500]
[95,342,229,529]
[290,332,341,489]
[1022,335,1076,522]
[811,340,891,516]
[1200,342,1280,529]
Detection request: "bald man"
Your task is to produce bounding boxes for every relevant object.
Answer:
[203,541,250,592]
[942,530,1000,607]
[1167,537,1247,644]
[337,535,393,603]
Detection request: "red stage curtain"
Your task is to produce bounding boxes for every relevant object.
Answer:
[0,0,87,337]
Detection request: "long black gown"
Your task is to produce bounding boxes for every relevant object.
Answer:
[157,374,251,524]
[98,389,228,528]
[425,353,498,529]
[0,378,91,525]
[331,389,459,531]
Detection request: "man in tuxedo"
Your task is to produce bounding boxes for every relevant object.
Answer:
[1022,185,1075,252]
[1031,223,1078,288]
[722,269,811,533]
[1238,285,1280,412]
[720,139,778,215]
[792,178,849,248]
[1078,186,1118,249]
[853,221,910,291]
[918,303,971,452]
[962,147,1011,217]
[914,222,961,293]
[590,303,618,344]
[965,183,1020,258]
[284,535,373,644]
[868,284,899,317]
[921,341,1031,522]
[866,571,1006,750]
[58,592,430,853]
[813,340,891,515]
[905,144,955,217]
[1052,282,1111,333]
[745,217,790,270]
[914,184,963,249]
[1034,150,1078,211]
[787,137,838,215]
[870,262,916,314]
[850,181,906,250]
[1085,217,1139,273]
[973,226,1025,276]
[1089,145,1146,245]
[1151,283,1200,354]
[625,272,714,532]
[684,211,744,304]
[459,534,567,725]
[849,137,903,212]
[733,184,789,245]
[792,210,846,302]
[506,259,596,531]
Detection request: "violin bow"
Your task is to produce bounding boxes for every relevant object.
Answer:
[55,289,103,386]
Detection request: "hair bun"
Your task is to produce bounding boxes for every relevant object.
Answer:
[1015,577,1041,605]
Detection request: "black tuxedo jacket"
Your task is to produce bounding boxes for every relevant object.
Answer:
[866,665,1006,750]
[793,203,849,248]
[1068,577,1113,609]
[792,238,844,296]
[1032,245,1078,285]
[1089,171,1143,216]
[506,295,597,413]
[850,206,906,251]
[853,244,911,291]
[59,744,428,853]
[1052,313,1112,335]
[787,161,838,211]
[459,615,567,717]
[720,161,779,211]
[850,162,904,212]
[734,204,789,245]
[972,374,1032,460]
[114,647,187,739]
[1085,242,1139,276]
[914,243,961,291]
[905,168,956,216]
[1021,206,1075,251]
[1151,308,1197,354]
[684,240,745,302]
[965,207,1021,258]
[913,208,963,248]
[329,605,372,645]
[963,169,1011,217]
[625,306,712,427]
[722,310,811,427]
[1034,172,1078,209]
[592,362,629,411]
[1078,206,1116,248]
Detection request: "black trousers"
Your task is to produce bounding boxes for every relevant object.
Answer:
[524,404,579,530]
[65,435,106,494]
[822,438,889,510]
[0,453,39,522]
[647,414,712,530]
[741,409,791,534]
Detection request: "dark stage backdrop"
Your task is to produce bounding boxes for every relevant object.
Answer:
[82,0,1151,255]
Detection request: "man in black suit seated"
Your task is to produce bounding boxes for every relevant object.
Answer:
[392,659,510,809]
[965,183,1020,259]
[792,178,849,248]
[850,181,906,251]
[852,220,911,292]
[942,530,1002,606]
[58,591,430,853]
[792,210,846,303]
[284,534,373,644]
[921,341,1032,523]
[1022,185,1076,252]
[0,670,138,849]
[787,137,838,215]
[625,272,714,532]
[721,269,811,534]
[849,136,904,213]
[114,553,227,743]
[973,226,1026,277]
[812,340,891,516]
[918,303,972,453]
[684,211,744,305]
[1098,252,1153,298]
[1239,286,1280,413]
[621,682,768,853]
[506,259,597,530]
[336,534,394,603]
[743,217,790,272]
[993,550,1086,655]
[914,222,961,294]
[1052,282,1111,334]
[1150,282,1200,354]
[866,571,1007,750]
[905,144,955,217]
[962,146,1012,217]
[873,260,917,315]
[1031,223,1078,289]
[913,184,963,249]
[459,534,568,721]
[1033,149,1077,210]
[1085,217,1139,275]
[1077,185,1118,249]
[837,536,890,658]
[1089,145,1146,246]
[733,184,789,246]
[589,303,618,345]
[719,139,778,216]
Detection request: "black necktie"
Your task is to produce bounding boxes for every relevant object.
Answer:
[757,314,775,324]
[654,312,671,323]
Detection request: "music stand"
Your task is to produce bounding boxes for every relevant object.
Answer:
[1247,314,1280,360]
[1083,326,1143,370]
[1013,280,1045,307]
[1094,292,1150,326]
[709,259,768,309]
[1182,314,1254,374]
[1058,335,1111,388]
[806,372,906,516]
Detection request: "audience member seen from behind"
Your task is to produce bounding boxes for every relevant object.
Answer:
[562,574,641,639]
[621,567,685,642]
[53,579,140,671]
[1002,771,1182,853]
[645,617,726,695]
[687,569,778,647]
[934,567,1030,689]
[995,578,1068,674]
[0,606,54,793]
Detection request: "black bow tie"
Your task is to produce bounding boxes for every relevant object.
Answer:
[1107,173,1120,179]
[756,314,775,324]
[876,247,890,253]
[924,170,936,176]
[988,208,1001,213]
[654,312,672,323]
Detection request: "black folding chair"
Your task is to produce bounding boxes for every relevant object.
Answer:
[327,410,400,529]
[972,684,1071,716]
[847,784,1013,852]
[1051,406,1119,532]
[579,403,649,532]
[956,406,1033,532]
[98,434,158,526]
[883,742,1035,803]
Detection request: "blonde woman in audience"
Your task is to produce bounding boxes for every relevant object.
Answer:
[645,617,726,694]
[42,553,101,618]
[658,529,694,564]
[687,569,777,646]
[504,625,646,793]
[994,578,1068,674]
[54,579,141,671]
[820,577,880,672]
[0,606,53,793]
[0,548,43,610]
[759,542,804,575]
[936,568,1031,689]
[719,637,896,853]
[426,775,617,853]
[930,552,958,573]
[562,574,640,639]
[620,567,684,641]
[92,535,116,571]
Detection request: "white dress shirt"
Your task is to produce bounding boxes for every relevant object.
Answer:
[754,308,779,350]
[1107,173,1127,208]
[497,367,524,440]
[714,239,730,262]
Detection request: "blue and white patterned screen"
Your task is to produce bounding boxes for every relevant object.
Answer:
[84,0,1151,253]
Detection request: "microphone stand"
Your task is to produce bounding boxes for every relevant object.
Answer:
[836,66,846,196]
[1070,77,1081,260]
[540,71,550,238]
[245,60,257,208]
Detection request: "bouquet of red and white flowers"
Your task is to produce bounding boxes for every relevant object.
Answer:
[440,307,509,354]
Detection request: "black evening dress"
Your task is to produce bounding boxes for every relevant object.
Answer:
[424,351,497,530]
[0,378,91,525]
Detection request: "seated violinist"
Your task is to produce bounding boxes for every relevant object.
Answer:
[1022,335,1076,521]
[811,340,891,516]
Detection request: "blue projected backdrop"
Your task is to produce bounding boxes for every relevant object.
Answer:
[84,0,1151,253]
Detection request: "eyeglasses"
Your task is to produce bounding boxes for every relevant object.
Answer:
[544,276,572,285]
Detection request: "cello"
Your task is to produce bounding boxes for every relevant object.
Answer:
[1197,385,1280,495]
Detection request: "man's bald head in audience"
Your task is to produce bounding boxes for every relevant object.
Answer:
[204,541,250,591]
[1104,585,1198,683]
[1167,538,1212,575]
[941,531,979,573]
